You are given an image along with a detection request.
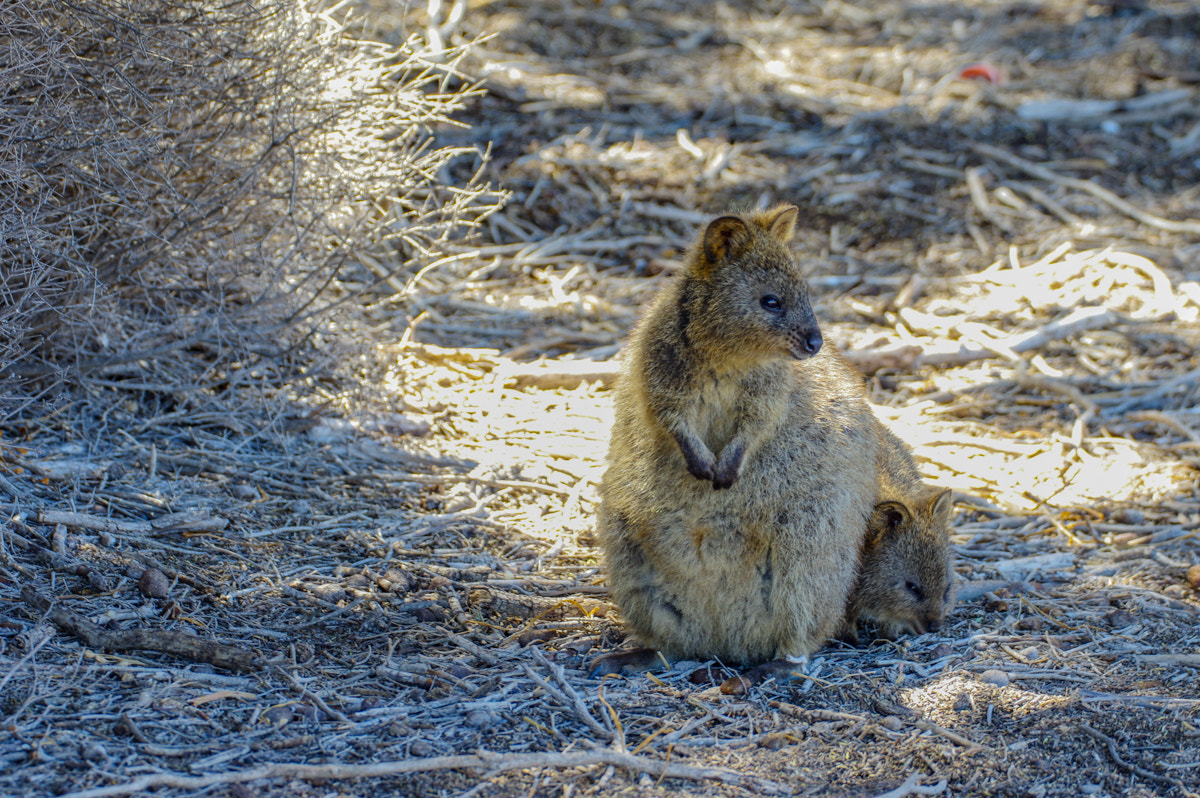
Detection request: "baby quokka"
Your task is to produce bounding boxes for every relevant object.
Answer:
[844,489,955,642]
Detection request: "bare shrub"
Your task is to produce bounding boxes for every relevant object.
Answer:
[0,0,500,417]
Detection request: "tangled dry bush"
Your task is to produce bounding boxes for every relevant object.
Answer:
[0,0,500,418]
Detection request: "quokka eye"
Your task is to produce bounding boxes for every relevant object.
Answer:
[906,581,924,600]
[760,295,783,313]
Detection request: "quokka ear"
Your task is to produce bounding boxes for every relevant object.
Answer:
[763,204,799,243]
[701,215,751,268]
[930,488,954,530]
[869,500,911,541]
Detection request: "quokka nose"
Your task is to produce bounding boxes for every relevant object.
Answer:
[803,330,823,355]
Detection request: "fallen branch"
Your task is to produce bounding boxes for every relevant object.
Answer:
[869,773,949,798]
[972,143,1200,235]
[1079,722,1194,794]
[913,719,987,753]
[1015,88,1194,122]
[4,526,113,591]
[469,586,614,620]
[1080,690,1200,707]
[1104,366,1200,415]
[275,666,354,724]
[1135,653,1200,667]
[57,747,791,798]
[447,630,502,666]
[768,700,984,752]
[529,646,614,739]
[21,587,260,673]
[141,450,306,494]
[955,580,1027,603]
[768,700,872,725]
[845,306,1116,372]
[38,508,229,536]
[965,166,1013,233]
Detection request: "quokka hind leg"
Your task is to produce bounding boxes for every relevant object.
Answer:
[719,656,810,695]
[588,647,668,677]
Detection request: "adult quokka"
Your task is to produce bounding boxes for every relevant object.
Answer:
[593,205,880,676]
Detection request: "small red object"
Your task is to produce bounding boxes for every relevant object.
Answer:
[958,63,1002,85]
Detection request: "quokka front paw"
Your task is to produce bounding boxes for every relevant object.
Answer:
[677,440,717,483]
[711,441,747,490]
[712,465,739,490]
[684,455,717,483]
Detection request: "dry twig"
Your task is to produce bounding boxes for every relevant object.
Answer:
[1079,723,1196,795]
[868,773,949,798]
[21,587,261,672]
[972,143,1200,234]
[57,748,791,798]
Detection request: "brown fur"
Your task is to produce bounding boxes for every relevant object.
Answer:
[839,426,955,644]
[596,206,881,667]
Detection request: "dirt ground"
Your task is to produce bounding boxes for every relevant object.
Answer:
[4,1,1200,796]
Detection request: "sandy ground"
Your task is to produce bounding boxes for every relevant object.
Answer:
[3,1,1200,796]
